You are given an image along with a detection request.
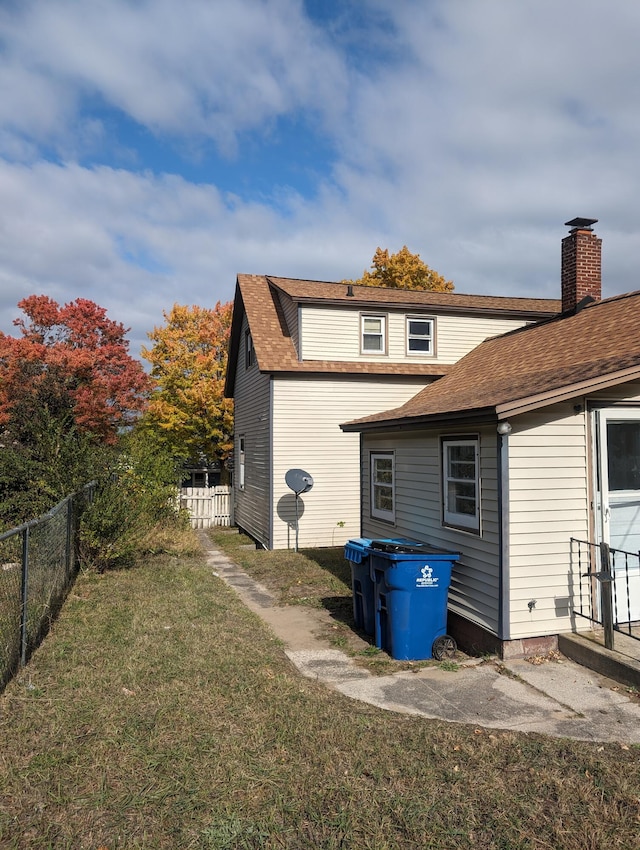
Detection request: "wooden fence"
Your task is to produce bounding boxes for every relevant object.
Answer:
[180,485,233,529]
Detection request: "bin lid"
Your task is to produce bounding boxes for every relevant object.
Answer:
[345,538,373,551]
[369,539,459,558]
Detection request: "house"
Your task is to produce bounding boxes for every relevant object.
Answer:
[224,274,558,549]
[342,219,640,658]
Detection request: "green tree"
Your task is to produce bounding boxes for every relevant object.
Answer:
[78,427,188,572]
[344,246,454,292]
[140,302,234,469]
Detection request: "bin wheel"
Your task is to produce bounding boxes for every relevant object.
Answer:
[432,635,457,661]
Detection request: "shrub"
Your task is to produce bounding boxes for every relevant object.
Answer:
[79,430,188,571]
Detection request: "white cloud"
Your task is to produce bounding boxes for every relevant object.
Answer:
[2,0,640,359]
[0,0,347,157]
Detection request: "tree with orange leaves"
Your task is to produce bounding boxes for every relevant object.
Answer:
[344,246,454,292]
[140,302,234,468]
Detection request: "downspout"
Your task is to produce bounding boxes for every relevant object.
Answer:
[359,432,364,536]
[497,427,511,641]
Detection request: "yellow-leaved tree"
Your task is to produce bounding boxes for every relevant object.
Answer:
[344,246,454,292]
[140,302,233,471]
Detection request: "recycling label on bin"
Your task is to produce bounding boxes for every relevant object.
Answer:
[416,564,439,588]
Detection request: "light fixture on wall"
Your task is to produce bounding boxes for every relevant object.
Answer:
[497,421,512,436]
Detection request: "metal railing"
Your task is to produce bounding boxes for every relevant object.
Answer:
[0,484,94,692]
[571,537,640,648]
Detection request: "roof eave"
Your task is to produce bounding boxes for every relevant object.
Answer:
[224,280,245,399]
[340,406,497,433]
[496,364,640,418]
[341,363,640,433]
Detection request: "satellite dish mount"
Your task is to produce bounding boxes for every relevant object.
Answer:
[285,469,314,551]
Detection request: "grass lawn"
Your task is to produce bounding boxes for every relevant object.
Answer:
[0,531,639,849]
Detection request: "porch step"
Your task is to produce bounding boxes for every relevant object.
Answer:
[559,631,640,690]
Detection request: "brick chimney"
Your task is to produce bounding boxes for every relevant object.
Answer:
[561,217,602,313]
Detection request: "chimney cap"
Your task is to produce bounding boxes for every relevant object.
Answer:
[565,217,598,231]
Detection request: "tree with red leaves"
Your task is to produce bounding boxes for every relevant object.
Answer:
[0,296,152,525]
[0,295,150,442]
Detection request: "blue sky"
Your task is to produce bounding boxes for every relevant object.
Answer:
[2,0,640,355]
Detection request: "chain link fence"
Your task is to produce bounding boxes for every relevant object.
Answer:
[0,485,95,692]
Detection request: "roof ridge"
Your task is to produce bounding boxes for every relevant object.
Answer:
[267,275,559,304]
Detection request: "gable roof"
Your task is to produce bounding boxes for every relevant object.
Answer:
[341,290,640,432]
[225,274,560,397]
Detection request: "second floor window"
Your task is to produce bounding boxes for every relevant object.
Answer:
[245,330,254,369]
[407,317,434,355]
[361,314,386,354]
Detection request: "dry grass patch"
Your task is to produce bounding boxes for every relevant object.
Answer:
[0,540,639,848]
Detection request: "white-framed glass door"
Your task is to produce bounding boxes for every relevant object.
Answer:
[594,408,640,622]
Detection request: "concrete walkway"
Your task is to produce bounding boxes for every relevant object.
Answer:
[200,533,640,744]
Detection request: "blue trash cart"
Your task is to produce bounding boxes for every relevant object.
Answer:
[369,539,460,661]
[344,538,375,636]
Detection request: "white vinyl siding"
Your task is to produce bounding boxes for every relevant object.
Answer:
[505,404,590,640]
[277,291,301,358]
[232,314,272,548]
[270,376,427,549]
[589,382,640,407]
[300,305,532,364]
[361,428,501,635]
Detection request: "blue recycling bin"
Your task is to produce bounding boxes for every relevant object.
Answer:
[369,539,460,661]
[344,538,375,636]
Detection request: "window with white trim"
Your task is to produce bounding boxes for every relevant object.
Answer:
[406,316,434,355]
[238,436,245,490]
[361,314,386,354]
[371,452,395,522]
[442,438,480,532]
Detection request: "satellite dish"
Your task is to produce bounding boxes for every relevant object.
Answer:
[285,469,314,496]
[284,469,314,551]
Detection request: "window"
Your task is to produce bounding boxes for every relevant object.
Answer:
[406,316,434,355]
[371,452,395,522]
[239,436,245,489]
[245,330,254,369]
[442,438,480,532]
[361,314,386,354]
[607,422,640,490]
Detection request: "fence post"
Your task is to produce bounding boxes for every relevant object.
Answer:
[20,527,30,667]
[65,495,74,575]
[599,541,614,651]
